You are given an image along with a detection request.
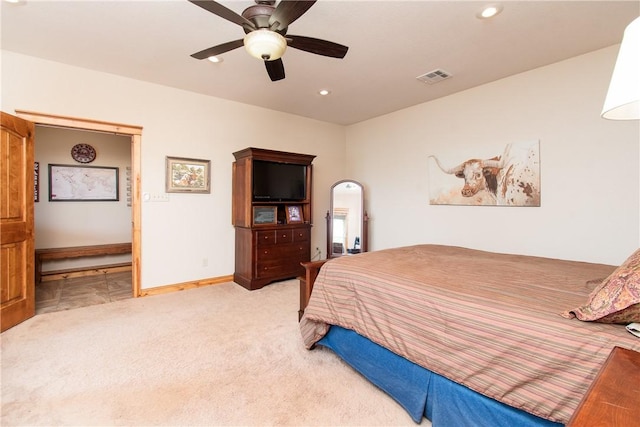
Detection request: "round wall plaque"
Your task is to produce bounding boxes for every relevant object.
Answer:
[71,143,96,163]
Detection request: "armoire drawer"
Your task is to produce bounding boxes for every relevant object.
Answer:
[256,245,309,278]
[256,230,277,246]
[292,228,310,242]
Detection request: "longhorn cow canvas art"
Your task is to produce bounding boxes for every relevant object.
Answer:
[428,140,540,206]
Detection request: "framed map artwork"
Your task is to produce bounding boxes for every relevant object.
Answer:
[48,164,119,202]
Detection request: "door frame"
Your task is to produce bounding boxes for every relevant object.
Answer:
[16,110,143,297]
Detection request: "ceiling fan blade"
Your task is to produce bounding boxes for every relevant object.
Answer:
[189,0,256,30]
[269,1,316,31]
[287,35,348,58]
[191,39,244,60]
[265,59,285,81]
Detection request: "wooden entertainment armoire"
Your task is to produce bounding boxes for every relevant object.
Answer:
[232,148,315,290]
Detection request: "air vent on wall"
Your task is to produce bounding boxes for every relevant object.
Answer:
[416,69,452,85]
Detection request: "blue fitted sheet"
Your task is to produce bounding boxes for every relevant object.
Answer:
[317,325,562,427]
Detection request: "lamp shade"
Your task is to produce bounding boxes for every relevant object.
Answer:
[244,29,287,61]
[601,16,640,120]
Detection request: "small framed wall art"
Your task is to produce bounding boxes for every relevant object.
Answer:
[34,162,40,202]
[165,156,211,193]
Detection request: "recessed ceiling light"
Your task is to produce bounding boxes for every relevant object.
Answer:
[318,89,331,96]
[477,4,503,19]
[207,56,223,63]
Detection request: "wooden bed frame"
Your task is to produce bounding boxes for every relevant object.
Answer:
[567,346,640,425]
[298,260,327,320]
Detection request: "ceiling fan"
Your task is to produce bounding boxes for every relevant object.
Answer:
[189,0,349,82]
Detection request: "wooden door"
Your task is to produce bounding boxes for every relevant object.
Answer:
[1,112,35,332]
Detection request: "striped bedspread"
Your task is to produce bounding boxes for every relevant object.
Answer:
[299,245,640,424]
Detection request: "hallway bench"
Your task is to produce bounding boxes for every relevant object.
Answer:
[35,242,132,283]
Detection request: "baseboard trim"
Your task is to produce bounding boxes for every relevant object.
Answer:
[138,275,235,297]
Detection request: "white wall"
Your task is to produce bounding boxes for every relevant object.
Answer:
[34,126,132,272]
[3,44,638,291]
[1,51,347,289]
[346,45,639,266]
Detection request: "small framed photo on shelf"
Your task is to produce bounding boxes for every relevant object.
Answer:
[286,205,303,224]
[253,206,277,226]
[165,156,211,193]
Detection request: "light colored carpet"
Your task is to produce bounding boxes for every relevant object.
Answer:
[1,280,425,426]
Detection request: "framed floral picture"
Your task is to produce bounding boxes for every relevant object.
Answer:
[166,156,211,193]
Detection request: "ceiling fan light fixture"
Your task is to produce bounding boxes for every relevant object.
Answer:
[244,29,287,61]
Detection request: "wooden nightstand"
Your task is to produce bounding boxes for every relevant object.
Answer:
[567,346,640,426]
[298,260,328,321]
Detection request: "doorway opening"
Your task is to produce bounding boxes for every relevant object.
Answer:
[16,110,142,306]
[34,126,133,313]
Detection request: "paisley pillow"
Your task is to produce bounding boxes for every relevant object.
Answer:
[563,248,640,324]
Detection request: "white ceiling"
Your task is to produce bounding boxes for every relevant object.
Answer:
[2,1,638,125]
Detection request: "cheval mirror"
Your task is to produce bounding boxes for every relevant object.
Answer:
[326,180,368,258]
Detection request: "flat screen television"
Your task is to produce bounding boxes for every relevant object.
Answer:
[252,160,307,202]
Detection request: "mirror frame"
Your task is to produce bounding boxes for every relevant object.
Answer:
[326,180,368,259]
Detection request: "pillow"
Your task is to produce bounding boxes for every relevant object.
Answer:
[563,248,640,324]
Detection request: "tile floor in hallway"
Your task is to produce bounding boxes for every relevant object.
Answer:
[35,271,133,314]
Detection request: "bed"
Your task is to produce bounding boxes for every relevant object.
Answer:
[299,245,640,426]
